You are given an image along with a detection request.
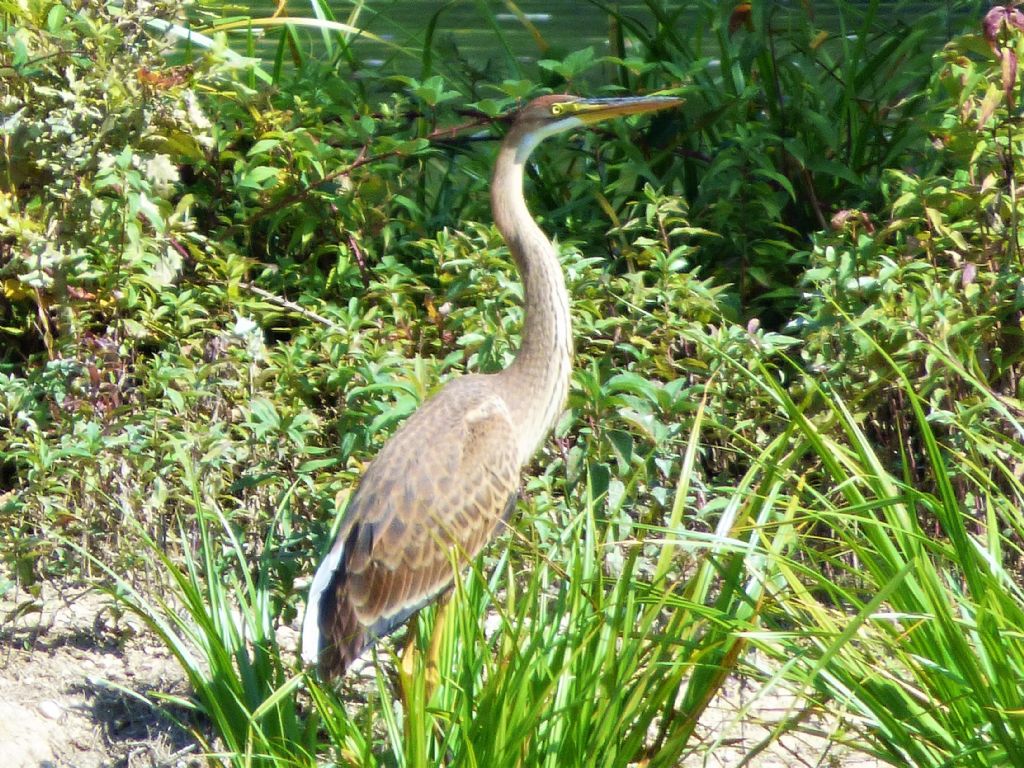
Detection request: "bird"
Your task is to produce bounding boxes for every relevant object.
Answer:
[301,93,682,678]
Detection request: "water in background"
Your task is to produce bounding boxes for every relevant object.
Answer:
[232,1,980,74]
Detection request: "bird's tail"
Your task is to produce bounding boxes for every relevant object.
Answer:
[301,535,361,676]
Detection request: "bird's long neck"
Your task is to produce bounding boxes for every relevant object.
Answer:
[491,135,572,465]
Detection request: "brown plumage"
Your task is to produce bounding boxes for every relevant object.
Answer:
[302,93,682,678]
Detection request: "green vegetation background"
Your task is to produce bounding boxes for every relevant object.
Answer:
[4,1,1024,766]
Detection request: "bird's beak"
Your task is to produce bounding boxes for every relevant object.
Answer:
[566,95,683,125]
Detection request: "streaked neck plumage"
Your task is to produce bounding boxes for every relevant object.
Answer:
[491,125,573,465]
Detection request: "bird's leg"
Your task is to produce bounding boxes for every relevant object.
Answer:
[396,616,429,762]
[397,605,445,704]
[399,613,420,683]
[425,598,450,691]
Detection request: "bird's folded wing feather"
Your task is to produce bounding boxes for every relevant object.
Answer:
[320,378,521,669]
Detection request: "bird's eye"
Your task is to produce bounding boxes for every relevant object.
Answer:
[550,104,564,116]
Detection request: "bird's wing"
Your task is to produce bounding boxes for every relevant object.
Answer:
[306,378,521,676]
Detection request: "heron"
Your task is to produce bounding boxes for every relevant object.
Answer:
[302,93,682,678]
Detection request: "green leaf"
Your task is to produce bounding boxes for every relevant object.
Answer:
[238,166,281,189]
[247,139,281,156]
[46,4,68,33]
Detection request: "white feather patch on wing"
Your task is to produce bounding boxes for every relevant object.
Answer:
[300,535,347,666]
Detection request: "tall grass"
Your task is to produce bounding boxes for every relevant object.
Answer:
[91,443,320,768]
[733,340,1024,767]
[98,409,812,766]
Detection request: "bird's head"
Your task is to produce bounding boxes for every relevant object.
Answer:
[507,93,682,162]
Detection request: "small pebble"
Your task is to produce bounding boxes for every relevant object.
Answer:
[36,699,62,721]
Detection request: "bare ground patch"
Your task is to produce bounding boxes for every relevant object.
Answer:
[1,584,201,768]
